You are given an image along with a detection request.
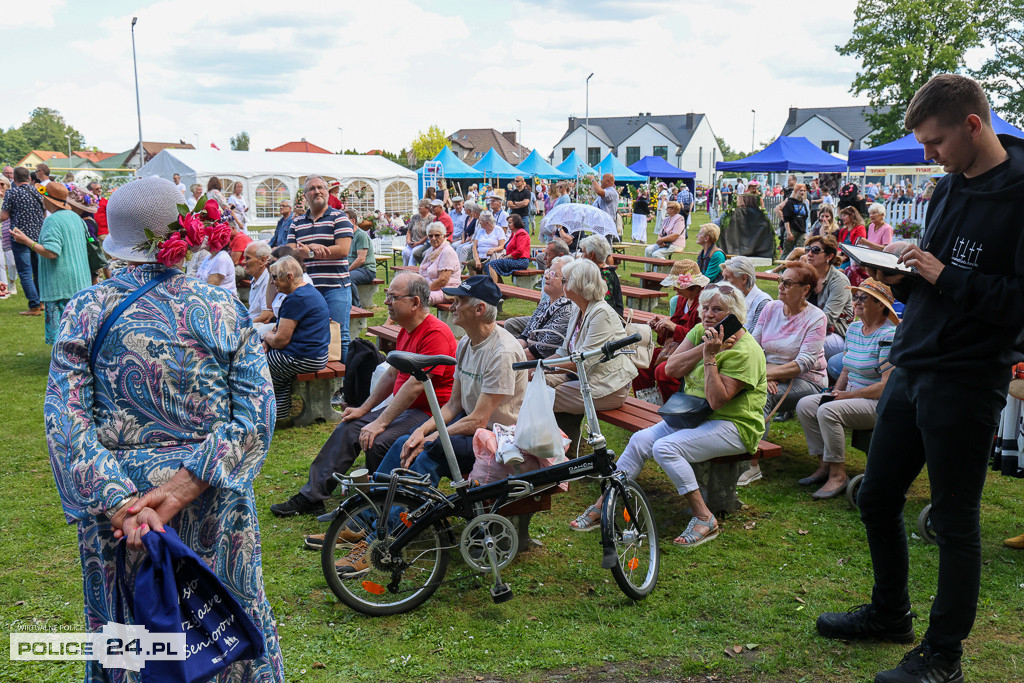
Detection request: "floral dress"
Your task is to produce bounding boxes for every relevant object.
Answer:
[45,264,283,682]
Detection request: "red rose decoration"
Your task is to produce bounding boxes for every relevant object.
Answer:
[180,214,205,246]
[207,223,232,253]
[156,234,188,267]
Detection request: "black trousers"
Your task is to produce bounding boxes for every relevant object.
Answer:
[858,368,1006,657]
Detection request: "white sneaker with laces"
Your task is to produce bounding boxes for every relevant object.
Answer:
[737,463,762,486]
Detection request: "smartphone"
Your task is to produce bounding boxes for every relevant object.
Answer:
[819,386,836,404]
[716,314,743,339]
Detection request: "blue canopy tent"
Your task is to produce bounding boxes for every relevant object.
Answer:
[416,146,481,179]
[515,149,570,179]
[473,147,522,179]
[628,155,696,180]
[556,150,597,177]
[594,153,647,182]
[848,112,1024,167]
[714,136,847,173]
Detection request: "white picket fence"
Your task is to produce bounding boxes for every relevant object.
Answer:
[881,199,928,232]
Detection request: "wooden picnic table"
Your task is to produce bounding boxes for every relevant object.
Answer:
[610,253,675,273]
[619,284,666,312]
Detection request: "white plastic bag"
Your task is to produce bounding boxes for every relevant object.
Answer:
[514,370,564,460]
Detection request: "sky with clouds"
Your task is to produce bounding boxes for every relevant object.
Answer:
[4,0,884,159]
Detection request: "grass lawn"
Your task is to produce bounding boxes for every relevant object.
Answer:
[1,211,1022,682]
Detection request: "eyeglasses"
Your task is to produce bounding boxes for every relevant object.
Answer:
[852,293,870,303]
[778,279,807,289]
[806,245,825,255]
[384,293,416,303]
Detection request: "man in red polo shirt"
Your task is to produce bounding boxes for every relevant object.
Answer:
[271,272,457,518]
[430,198,454,241]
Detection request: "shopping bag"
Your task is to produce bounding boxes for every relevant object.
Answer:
[513,369,563,460]
[116,527,266,683]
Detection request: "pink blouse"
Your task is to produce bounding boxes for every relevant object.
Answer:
[659,213,686,241]
[419,243,461,288]
[751,300,827,387]
[867,222,893,246]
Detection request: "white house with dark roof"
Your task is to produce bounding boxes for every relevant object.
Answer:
[779,105,891,156]
[548,112,722,186]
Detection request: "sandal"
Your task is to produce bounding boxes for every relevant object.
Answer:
[569,504,601,532]
[673,515,719,547]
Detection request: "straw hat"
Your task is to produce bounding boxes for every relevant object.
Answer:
[40,182,97,214]
[848,277,899,324]
[102,177,184,263]
[659,259,703,287]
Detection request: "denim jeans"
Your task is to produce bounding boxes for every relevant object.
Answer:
[858,368,1006,658]
[318,284,351,362]
[12,241,39,308]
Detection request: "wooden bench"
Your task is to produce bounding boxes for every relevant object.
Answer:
[292,361,346,427]
[631,271,669,291]
[350,306,374,339]
[598,397,783,517]
[756,271,781,282]
[610,253,675,273]
[354,278,385,312]
[510,268,544,290]
[620,284,666,312]
[367,324,400,352]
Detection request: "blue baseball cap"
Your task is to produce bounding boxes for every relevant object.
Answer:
[442,275,503,306]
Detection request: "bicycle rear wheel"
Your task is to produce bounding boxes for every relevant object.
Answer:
[321,491,452,616]
[601,478,659,600]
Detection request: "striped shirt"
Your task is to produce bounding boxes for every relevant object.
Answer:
[842,319,896,390]
[288,207,352,288]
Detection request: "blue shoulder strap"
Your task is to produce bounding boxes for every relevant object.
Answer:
[90,269,178,371]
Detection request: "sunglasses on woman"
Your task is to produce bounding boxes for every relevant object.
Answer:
[805,245,825,255]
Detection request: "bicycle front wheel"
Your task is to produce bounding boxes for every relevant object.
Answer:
[601,478,659,600]
[321,491,452,616]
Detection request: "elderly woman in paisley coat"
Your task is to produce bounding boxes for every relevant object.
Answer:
[43,177,283,682]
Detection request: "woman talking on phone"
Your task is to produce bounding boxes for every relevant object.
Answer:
[569,283,767,548]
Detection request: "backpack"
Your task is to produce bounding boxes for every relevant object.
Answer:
[342,338,385,407]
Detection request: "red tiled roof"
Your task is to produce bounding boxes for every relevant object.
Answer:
[31,150,68,161]
[73,151,116,163]
[267,141,333,154]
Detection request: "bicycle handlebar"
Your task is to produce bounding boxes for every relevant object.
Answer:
[511,333,642,371]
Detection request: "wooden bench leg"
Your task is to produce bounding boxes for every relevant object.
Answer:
[507,513,542,553]
[292,377,344,427]
[692,460,745,517]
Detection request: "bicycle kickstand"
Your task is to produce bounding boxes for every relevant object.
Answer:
[485,536,514,604]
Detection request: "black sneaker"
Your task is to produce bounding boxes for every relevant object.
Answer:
[270,493,326,518]
[816,604,916,643]
[875,641,964,683]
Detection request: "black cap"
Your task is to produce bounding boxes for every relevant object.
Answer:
[441,275,503,306]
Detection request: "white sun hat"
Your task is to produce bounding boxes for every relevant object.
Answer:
[102,177,185,263]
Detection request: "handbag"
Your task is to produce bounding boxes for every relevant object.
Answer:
[657,391,712,430]
[116,527,266,683]
[85,229,108,273]
[622,309,656,369]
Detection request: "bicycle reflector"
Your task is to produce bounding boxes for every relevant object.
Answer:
[361,581,386,595]
[628,557,640,571]
[623,508,631,523]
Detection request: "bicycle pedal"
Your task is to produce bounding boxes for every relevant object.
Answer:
[490,583,514,604]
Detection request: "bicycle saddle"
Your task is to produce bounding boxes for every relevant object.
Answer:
[386,351,457,380]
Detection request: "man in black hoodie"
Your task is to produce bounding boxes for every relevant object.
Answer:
[817,74,1024,683]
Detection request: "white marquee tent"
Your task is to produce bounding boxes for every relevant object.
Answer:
[139,149,418,227]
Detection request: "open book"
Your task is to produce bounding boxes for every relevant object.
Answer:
[839,243,916,276]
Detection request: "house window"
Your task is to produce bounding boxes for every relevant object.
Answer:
[587,147,601,166]
[626,146,640,166]
[255,178,288,219]
[384,181,414,216]
[562,148,573,161]
[653,146,668,161]
[343,180,375,218]
[822,140,840,154]
[699,147,703,168]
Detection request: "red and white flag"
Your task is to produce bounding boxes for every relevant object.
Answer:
[210,142,220,150]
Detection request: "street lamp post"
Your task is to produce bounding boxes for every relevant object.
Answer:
[515,118,522,152]
[750,109,756,154]
[585,73,594,168]
[65,134,72,170]
[337,127,344,154]
[131,17,144,172]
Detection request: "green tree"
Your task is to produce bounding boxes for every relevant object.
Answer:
[17,107,85,155]
[410,125,447,165]
[230,131,250,151]
[0,128,30,166]
[837,0,988,144]
[973,0,1024,127]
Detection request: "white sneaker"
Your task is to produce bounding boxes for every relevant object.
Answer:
[737,463,762,486]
